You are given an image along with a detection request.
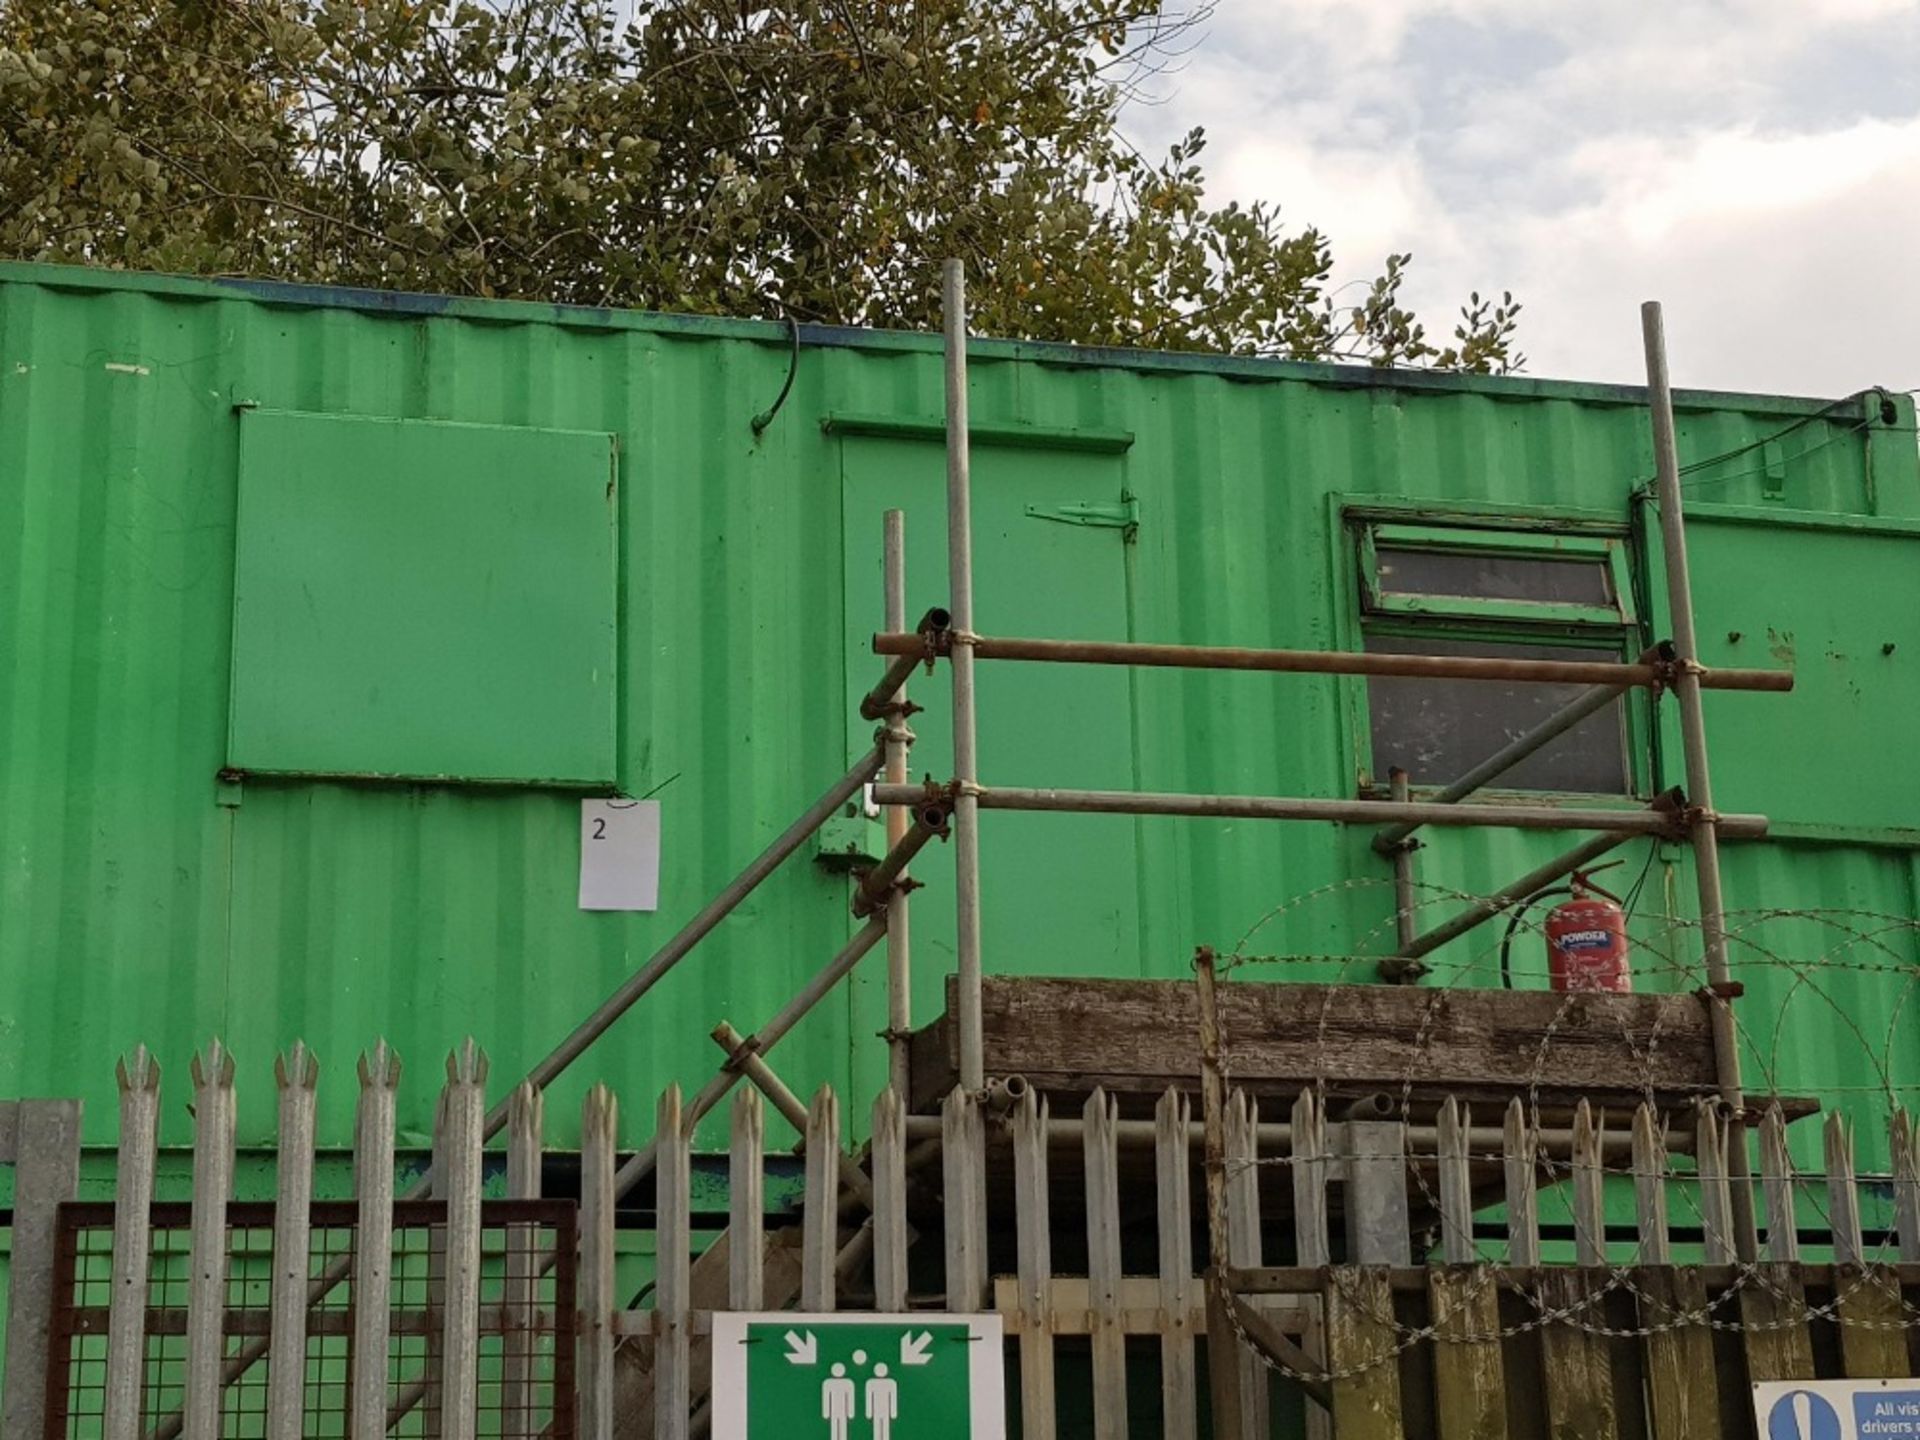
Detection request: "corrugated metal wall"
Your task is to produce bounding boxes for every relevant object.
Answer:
[3,262,1916,1166]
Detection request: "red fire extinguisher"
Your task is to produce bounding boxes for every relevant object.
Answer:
[1545,867,1632,993]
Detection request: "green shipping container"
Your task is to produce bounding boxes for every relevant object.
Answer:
[3,261,1918,1204]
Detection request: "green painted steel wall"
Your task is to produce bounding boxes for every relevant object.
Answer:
[4,262,1917,1180]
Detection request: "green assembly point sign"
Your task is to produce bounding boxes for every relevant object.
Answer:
[710,1313,1005,1440]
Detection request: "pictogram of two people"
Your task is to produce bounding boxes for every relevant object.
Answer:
[821,1360,897,1440]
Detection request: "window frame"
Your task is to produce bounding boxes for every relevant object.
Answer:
[1358,522,1638,629]
[1331,500,1653,801]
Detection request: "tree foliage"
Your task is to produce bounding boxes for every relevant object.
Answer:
[0,0,1521,368]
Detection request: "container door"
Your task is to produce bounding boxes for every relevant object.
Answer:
[840,438,1143,1065]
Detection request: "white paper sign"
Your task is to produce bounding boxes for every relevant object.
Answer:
[1754,1380,1920,1439]
[579,799,660,911]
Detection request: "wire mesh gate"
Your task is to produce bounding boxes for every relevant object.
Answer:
[41,1199,578,1439]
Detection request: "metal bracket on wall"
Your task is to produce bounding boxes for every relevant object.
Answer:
[1024,495,1140,540]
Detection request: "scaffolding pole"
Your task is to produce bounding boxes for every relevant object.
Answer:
[609,915,893,1201]
[881,510,915,1096]
[873,630,1793,691]
[944,259,986,1094]
[869,781,1768,838]
[1642,300,1758,1261]
[1387,769,1418,955]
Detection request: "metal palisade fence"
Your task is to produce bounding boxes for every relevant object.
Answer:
[7,1041,1920,1439]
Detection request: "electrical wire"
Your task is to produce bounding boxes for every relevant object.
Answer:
[750,308,801,435]
[1676,389,1885,476]
[1620,833,1660,918]
[1628,386,1918,496]
[1497,885,1567,990]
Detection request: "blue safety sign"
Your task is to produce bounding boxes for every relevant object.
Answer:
[1755,1381,1920,1439]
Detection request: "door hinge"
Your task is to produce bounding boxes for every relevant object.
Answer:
[1024,494,1139,539]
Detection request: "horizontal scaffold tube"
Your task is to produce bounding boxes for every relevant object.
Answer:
[868,782,1769,838]
[872,630,1794,692]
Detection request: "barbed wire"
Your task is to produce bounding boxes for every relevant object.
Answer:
[1200,878,1920,1382]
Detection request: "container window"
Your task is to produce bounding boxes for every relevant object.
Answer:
[1360,522,1633,629]
[1352,518,1639,796]
[1364,635,1630,794]
[1374,546,1613,607]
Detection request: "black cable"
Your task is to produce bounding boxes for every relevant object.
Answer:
[1621,834,1660,919]
[750,308,801,435]
[1631,386,1908,498]
[1675,389,1881,476]
[1499,886,1570,990]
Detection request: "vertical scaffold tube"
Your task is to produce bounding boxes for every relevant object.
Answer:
[944,259,985,1093]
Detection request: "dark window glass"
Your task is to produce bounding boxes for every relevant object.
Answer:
[1365,635,1630,794]
[1375,546,1613,607]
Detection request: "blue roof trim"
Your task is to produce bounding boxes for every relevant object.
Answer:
[0,259,1875,418]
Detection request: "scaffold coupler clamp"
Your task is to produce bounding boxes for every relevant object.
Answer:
[720,1030,764,1073]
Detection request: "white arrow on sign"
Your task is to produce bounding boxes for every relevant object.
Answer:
[783,1330,817,1366]
[899,1331,934,1367]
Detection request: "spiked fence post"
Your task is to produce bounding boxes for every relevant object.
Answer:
[655,1085,691,1440]
[579,1085,618,1440]
[503,1082,544,1440]
[1012,1088,1056,1440]
[729,1088,766,1310]
[801,1086,840,1312]
[1504,1099,1539,1268]
[266,1045,318,1440]
[1632,1103,1670,1265]
[1695,1101,1736,1265]
[871,1089,908,1313]
[439,1041,488,1440]
[1084,1090,1127,1440]
[1156,1089,1196,1440]
[1291,1089,1332,1440]
[1292,1090,1330,1268]
[1825,1112,1863,1267]
[1437,1098,1474,1265]
[1225,1092,1269,1435]
[1570,1100,1606,1267]
[352,1042,402,1440]
[1893,1109,1920,1264]
[1430,1096,1505,1440]
[1,1096,82,1440]
[185,1041,237,1440]
[943,1086,987,1311]
[1760,1105,1799,1263]
[105,1047,162,1440]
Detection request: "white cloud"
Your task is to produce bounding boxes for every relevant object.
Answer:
[1501,117,1920,390]
[1123,2,1920,392]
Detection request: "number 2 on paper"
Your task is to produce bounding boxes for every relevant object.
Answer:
[579,800,660,911]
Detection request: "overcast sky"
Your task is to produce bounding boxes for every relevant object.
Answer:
[1118,1,1920,398]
